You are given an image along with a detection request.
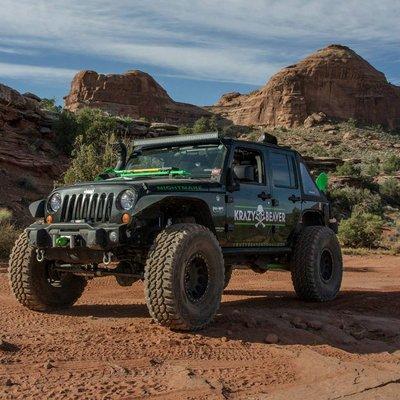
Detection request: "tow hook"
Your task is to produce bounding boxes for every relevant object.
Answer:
[36,249,45,263]
[103,252,113,265]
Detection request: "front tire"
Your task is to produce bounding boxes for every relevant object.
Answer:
[8,231,87,311]
[144,223,224,331]
[291,226,342,301]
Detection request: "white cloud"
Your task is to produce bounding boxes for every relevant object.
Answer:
[0,62,77,82]
[0,0,398,85]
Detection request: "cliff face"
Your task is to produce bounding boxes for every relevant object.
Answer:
[208,45,400,129]
[0,84,67,224]
[64,70,210,124]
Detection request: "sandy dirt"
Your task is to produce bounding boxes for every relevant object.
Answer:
[1,254,400,400]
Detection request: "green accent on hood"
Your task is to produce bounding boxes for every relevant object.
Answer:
[315,172,328,193]
[55,236,70,247]
[97,167,191,180]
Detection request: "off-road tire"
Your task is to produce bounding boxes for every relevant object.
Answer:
[8,231,87,311]
[144,223,224,331]
[291,226,342,301]
[224,265,233,289]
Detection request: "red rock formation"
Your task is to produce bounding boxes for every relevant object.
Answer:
[208,45,400,129]
[64,70,210,124]
[0,84,67,224]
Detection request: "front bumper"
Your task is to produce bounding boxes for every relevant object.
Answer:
[27,222,128,250]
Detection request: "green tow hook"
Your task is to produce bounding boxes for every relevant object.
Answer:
[55,236,70,247]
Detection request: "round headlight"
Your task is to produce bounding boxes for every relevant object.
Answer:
[119,189,137,211]
[49,193,62,213]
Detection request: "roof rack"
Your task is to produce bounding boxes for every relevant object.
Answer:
[134,132,220,147]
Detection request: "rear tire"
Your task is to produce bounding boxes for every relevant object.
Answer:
[291,226,342,301]
[8,231,87,311]
[144,223,224,331]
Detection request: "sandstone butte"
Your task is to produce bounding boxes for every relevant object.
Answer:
[207,44,400,129]
[64,70,211,125]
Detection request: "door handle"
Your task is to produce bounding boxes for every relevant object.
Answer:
[288,194,301,203]
[257,191,271,201]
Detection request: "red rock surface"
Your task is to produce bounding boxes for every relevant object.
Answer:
[208,45,400,129]
[64,70,210,124]
[0,84,67,224]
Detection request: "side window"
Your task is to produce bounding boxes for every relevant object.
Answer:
[270,152,297,188]
[299,162,320,196]
[232,148,264,184]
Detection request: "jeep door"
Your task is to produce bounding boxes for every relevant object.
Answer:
[226,145,272,246]
[265,149,302,246]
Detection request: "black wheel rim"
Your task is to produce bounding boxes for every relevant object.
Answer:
[320,249,334,283]
[184,253,209,303]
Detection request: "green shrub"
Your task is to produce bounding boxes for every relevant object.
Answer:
[54,110,79,154]
[380,177,400,204]
[330,186,382,217]
[40,98,62,113]
[61,108,123,184]
[339,211,383,248]
[63,135,116,184]
[0,209,21,259]
[335,162,361,177]
[381,154,400,174]
[178,126,193,135]
[192,117,211,134]
[346,118,358,128]
[361,157,381,177]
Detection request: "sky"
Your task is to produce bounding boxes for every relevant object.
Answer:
[0,0,399,106]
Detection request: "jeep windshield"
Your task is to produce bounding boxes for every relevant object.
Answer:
[123,143,227,181]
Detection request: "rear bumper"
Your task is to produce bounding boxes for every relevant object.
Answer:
[27,222,128,250]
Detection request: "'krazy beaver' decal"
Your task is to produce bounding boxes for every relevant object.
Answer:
[234,205,286,227]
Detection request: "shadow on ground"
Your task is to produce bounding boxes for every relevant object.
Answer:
[204,289,400,355]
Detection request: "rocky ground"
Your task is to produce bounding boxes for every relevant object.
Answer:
[1,254,400,399]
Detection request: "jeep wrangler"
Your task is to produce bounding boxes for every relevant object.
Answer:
[8,132,342,331]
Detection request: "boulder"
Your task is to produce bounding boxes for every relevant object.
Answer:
[304,112,328,128]
[208,45,400,129]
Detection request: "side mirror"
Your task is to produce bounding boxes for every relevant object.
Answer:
[226,168,240,192]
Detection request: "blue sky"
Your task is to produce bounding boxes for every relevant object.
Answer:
[0,0,399,106]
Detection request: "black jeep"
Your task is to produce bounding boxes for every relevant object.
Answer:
[8,133,342,330]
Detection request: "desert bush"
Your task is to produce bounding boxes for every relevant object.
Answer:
[335,162,361,177]
[339,211,383,248]
[346,118,359,129]
[54,110,79,154]
[381,154,400,174]
[40,98,62,113]
[63,135,116,184]
[178,126,193,135]
[361,157,381,177]
[61,108,124,183]
[0,209,21,259]
[380,177,400,205]
[330,186,382,219]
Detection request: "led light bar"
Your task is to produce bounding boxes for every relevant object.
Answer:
[134,132,220,147]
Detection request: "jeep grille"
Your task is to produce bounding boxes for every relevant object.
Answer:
[60,193,114,223]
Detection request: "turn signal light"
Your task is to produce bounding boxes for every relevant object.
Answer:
[121,213,131,224]
[45,215,53,224]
